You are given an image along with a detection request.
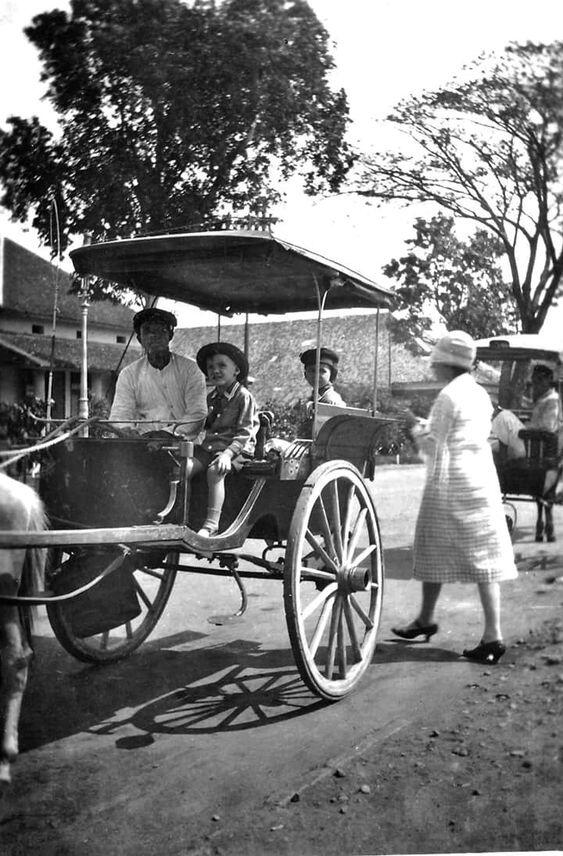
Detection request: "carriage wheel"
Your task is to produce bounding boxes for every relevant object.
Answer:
[46,550,178,664]
[284,461,384,700]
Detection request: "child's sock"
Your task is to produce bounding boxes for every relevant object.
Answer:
[198,507,222,536]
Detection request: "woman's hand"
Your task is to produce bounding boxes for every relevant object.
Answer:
[403,409,419,430]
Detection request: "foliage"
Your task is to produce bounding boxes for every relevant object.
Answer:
[0,395,112,444]
[382,213,519,349]
[358,41,563,333]
[0,0,353,299]
[0,396,48,443]
[262,398,310,441]
[87,395,111,437]
[0,397,48,479]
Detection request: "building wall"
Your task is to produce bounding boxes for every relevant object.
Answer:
[0,316,130,346]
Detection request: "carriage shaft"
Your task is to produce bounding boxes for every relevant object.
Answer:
[0,524,199,550]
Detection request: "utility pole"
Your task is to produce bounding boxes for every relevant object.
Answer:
[372,309,380,413]
[244,313,249,359]
[79,233,91,436]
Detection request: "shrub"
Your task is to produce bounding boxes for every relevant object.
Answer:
[0,396,47,443]
[262,398,310,441]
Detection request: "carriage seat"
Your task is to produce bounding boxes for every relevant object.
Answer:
[517,428,559,465]
[495,428,561,497]
[241,414,313,480]
[240,410,279,476]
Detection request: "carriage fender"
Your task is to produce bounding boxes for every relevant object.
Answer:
[314,414,398,476]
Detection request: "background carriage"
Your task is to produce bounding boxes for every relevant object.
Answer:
[475,334,563,541]
[2,230,396,707]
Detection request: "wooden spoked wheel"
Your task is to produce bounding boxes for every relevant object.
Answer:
[284,461,384,700]
[47,550,178,664]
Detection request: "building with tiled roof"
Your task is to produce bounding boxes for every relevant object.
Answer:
[0,237,141,417]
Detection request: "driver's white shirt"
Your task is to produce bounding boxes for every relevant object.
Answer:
[109,351,207,438]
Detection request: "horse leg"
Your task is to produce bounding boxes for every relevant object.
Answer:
[0,595,33,787]
[0,478,46,787]
[535,501,544,542]
[545,503,556,542]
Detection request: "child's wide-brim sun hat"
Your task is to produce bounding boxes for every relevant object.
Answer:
[196,342,249,382]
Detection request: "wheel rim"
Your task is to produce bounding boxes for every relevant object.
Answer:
[284,462,383,699]
[47,551,178,663]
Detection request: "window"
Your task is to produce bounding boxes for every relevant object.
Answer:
[76,330,82,339]
[32,324,44,334]
[116,335,126,344]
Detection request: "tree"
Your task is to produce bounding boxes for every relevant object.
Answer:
[383,213,519,350]
[358,41,563,333]
[0,0,353,258]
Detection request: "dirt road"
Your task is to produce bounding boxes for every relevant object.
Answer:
[2,465,563,855]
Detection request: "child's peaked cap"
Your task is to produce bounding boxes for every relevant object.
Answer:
[300,347,339,380]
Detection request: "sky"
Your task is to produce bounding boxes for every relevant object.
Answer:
[1,0,563,330]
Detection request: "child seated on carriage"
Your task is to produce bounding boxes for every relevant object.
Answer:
[300,346,345,408]
[295,346,345,439]
[193,343,259,537]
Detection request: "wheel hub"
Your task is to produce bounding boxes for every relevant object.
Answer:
[338,564,370,593]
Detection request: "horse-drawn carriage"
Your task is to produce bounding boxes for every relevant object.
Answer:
[475,334,563,541]
[0,229,397,780]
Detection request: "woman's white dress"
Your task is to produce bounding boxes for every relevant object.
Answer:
[413,372,517,583]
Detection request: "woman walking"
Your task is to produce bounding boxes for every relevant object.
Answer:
[392,330,517,664]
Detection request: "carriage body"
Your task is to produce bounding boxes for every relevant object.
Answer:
[4,229,395,700]
[475,334,563,538]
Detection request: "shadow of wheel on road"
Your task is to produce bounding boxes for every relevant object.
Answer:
[21,632,325,751]
[107,664,327,739]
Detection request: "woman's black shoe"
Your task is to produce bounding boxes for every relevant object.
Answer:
[462,640,506,665]
[391,620,438,642]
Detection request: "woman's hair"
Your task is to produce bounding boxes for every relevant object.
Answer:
[449,365,470,378]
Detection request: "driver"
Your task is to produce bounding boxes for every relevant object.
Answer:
[109,307,207,439]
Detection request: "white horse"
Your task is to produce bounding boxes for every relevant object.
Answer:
[0,471,46,787]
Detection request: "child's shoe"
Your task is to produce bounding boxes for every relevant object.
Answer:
[197,525,218,537]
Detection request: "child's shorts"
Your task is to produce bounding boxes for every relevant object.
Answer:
[193,445,253,472]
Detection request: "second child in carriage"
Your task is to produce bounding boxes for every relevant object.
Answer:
[193,343,259,537]
[300,347,345,407]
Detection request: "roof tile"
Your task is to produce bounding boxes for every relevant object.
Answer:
[2,238,137,329]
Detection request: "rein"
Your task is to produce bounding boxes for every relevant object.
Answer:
[0,417,100,471]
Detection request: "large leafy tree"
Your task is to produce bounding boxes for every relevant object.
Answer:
[0,0,353,254]
[383,213,519,351]
[358,41,563,333]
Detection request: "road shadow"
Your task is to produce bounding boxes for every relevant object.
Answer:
[20,632,322,753]
[373,640,461,663]
[108,664,325,739]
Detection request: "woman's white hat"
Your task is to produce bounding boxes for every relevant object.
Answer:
[431,330,476,369]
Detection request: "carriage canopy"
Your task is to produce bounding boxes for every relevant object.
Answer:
[475,334,563,366]
[69,230,393,316]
